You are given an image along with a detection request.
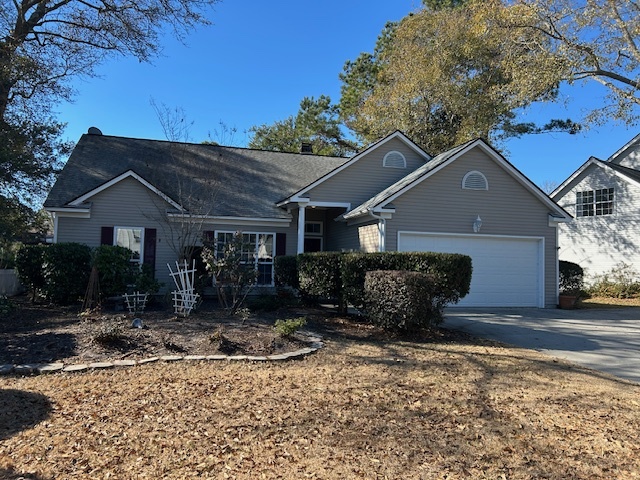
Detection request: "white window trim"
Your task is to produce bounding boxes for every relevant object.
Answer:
[304,221,323,236]
[575,187,615,218]
[113,226,145,264]
[462,170,489,190]
[214,230,276,286]
[383,150,407,169]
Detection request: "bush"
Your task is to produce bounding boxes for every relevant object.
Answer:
[133,263,162,295]
[364,270,440,331]
[341,252,472,311]
[588,262,640,298]
[274,255,298,289]
[297,252,345,311]
[274,317,306,337]
[93,245,136,298]
[15,244,48,300]
[42,243,92,305]
[559,260,584,296]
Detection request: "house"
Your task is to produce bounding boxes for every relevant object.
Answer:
[44,128,571,307]
[551,133,640,283]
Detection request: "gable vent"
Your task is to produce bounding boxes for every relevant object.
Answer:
[462,171,488,190]
[383,151,406,168]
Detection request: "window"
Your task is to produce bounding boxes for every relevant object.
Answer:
[462,171,488,190]
[383,151,406,168]
[215,231,275,286]
[114,227,144,263]
[576,188,614,217]
[305,221,323,235]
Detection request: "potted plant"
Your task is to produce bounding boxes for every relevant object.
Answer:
[559,260,584,309]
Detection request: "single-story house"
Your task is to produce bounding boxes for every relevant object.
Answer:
[44,128,571,307]
[551,133,640,283]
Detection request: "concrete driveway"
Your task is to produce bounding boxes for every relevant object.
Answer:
[443,307,640,384]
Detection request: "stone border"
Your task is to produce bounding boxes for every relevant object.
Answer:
[0,331,324,376]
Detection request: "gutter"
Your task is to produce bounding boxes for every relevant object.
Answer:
[367,208,386,252]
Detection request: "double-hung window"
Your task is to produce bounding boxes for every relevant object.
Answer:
[215,231,275,285]
[576,188,614,217]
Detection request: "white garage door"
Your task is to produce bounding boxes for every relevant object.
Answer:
[398,233,543,307]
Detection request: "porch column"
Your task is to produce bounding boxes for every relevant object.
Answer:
[297,204,306,254]
[378,219,386,252]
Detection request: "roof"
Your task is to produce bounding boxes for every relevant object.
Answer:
[551,156,640,200]
[345,138,571,221]
[45,133,349,219]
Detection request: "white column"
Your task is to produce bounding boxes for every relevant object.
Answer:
[297,205,306,254]
[378,219,386,252]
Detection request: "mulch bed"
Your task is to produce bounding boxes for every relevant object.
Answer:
[0,297,317,366]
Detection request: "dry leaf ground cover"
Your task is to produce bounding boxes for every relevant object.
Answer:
[1,307,640,479]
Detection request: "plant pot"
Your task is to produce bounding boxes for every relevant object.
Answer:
[558,294,578,309]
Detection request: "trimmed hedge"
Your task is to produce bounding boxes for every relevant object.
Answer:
[15,244,48,299]
[365,270,439,331]
[341,251,472,310]
[276,251,472,315]
[42,243,92,305]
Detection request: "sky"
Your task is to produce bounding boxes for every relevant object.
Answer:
[55,0,638,190]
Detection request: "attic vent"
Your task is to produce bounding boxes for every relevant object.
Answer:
[87,126,102,135]
[383,151,406,168]
[462,171,488,190]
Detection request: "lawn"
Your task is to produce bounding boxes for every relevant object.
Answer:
[1,309,639,479]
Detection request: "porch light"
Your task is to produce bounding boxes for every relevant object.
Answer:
[473,215,482,233]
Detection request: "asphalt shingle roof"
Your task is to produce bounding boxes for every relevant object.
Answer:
[45,134,349,219]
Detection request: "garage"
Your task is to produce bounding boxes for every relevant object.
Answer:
[398,232,544,307]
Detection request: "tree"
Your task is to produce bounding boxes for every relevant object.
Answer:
[502,0,640,125]
[249,96,359,156]
[0,0,219,243]
[339,0,579,153]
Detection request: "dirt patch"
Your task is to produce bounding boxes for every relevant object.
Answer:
[0,297,314,365]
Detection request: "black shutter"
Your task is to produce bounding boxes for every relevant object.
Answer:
[101,226,114,245]
[276,233,286,256]
[143,228,157,275]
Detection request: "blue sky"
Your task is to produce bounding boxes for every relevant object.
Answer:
[56,0,638,190]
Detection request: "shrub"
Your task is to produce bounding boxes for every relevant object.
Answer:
[93,245,136,298]
[15,244,48,300]
[559,260,584,296]
[297,252,346,311]
[89,316,127,347]
[42,243,92,305]
[274,255,298,289]
[133,263,162,295]
[0,295,14,315]
[341,252,472,311]
[588,262,640,298]
[364,270,440,331]
[274,317,306,337]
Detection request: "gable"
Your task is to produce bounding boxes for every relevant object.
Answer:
[301,136,429,207]
[553,161,640,218]
[608,133,640,169]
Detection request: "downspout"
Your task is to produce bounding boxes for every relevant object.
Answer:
[366,208,386,252]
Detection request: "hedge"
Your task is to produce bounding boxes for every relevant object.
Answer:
[364,270,439,331]
[15,244,48,300]
[341,251,472,310]
[276,251,472,314]
[42,243,92,305]
[274,255,299,290]
[93,245,137,299]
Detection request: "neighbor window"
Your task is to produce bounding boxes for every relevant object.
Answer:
[215,231,275,286]
[114,226,144,263]
[576,188,614,217]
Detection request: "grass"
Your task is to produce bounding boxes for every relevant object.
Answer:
[1,319,639,479]
[579,296,640,308]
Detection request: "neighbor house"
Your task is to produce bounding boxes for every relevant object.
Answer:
[551,133,640,283]
[44,128,571,307]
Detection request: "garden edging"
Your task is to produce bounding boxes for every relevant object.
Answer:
[0,331,324,376]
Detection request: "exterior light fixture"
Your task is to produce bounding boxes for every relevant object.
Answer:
[473,215,482,233]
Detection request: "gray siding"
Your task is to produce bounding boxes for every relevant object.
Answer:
[306,137,427,207]
[55,177,297,291]
[555,165,640,282]
[384,146,559,307]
